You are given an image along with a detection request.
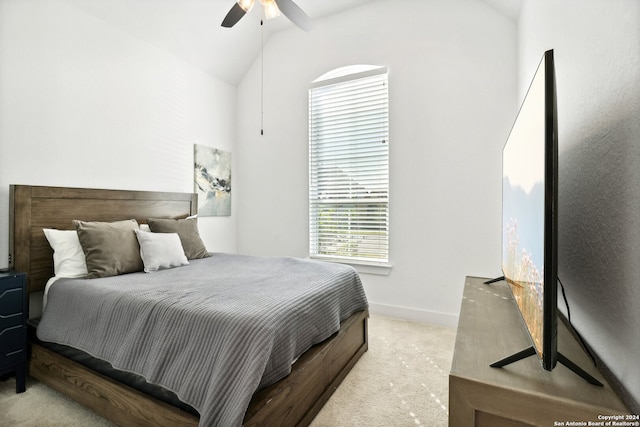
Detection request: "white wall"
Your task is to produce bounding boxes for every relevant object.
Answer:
[0,0,238,267]
[519,0,640,413]
[236,0,518,327]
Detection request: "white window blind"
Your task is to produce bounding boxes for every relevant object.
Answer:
[309,67,389,265]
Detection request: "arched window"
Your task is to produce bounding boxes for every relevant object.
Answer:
[308,65,390,266]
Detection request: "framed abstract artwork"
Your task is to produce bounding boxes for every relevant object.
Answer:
[194,144,231,216]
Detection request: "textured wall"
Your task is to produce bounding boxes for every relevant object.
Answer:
[520,0,640,413]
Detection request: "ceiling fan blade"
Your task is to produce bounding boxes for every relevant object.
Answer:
[221,3,247,28]
[274,0,313,31]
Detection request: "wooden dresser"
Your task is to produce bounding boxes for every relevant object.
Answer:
[449,276,630,427]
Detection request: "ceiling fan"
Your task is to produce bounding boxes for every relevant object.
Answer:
[221,0,313,31]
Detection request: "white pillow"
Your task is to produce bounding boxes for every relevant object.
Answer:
[43,229,89,278]
[134,229,189,273]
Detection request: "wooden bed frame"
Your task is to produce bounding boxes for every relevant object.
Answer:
[9,184,369,426]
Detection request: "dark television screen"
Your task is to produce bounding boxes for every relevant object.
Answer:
[501,49,558,371]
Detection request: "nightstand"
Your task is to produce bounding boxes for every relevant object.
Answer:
[0,271,27,393]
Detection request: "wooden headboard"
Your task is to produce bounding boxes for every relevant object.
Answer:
[9,185,198,294]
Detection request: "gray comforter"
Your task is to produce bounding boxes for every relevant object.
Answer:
[37,253,368,426]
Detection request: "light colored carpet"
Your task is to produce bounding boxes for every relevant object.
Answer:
[0,315,456,427]
[0,377,115,427]
[311,315,455,427]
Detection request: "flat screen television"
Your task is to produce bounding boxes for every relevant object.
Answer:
[501,49,558,370]
[491,49,601,385]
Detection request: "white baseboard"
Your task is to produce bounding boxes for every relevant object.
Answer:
[368,302,459,329]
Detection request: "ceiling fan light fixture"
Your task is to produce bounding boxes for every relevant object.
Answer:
[222,0,311,31]
[260,0,282,20]
[237,0,255,13]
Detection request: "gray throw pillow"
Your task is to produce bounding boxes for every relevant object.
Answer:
[147,217,210,260]
[73,219,143,278]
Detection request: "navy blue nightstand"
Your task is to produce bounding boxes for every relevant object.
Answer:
[0,271,27,393]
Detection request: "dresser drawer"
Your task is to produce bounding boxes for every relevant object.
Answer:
[0,287,23,317]
[0,324,25,365]
[0,311,22,331]
[0,275,24,292]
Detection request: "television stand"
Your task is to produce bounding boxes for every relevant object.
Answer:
[482,276,504,285]
[450,277,629,426]
[490,346,603,386]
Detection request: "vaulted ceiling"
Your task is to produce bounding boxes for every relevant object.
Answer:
[64,0,521,86]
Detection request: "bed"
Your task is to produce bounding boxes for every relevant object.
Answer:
[9,184,369,426]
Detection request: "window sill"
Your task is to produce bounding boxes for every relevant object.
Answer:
[309,256,392,276]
